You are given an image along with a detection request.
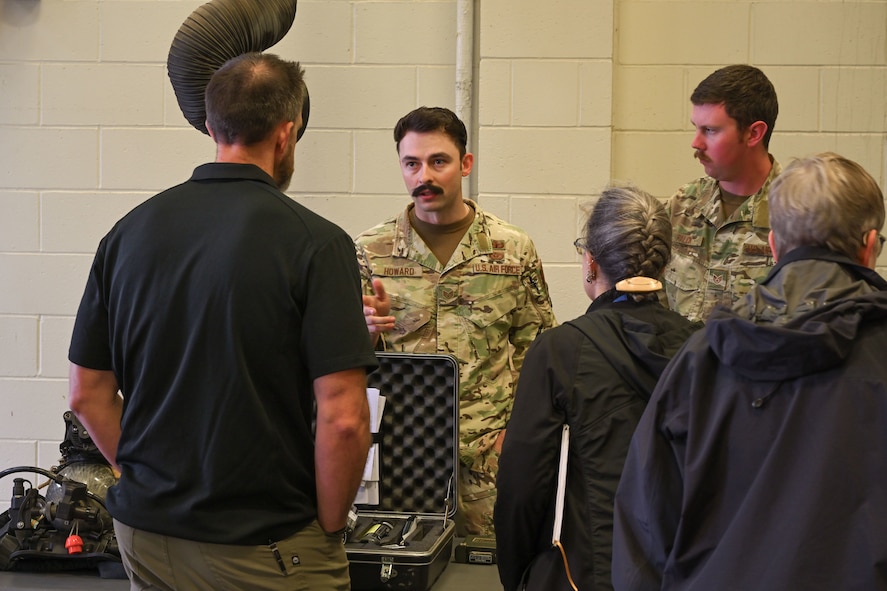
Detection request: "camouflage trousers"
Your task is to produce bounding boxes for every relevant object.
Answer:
[456,448,499,537]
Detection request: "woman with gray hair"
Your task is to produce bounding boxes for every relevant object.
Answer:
[495,185,702,591]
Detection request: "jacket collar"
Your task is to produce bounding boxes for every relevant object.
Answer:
[390,199,488,268]
[696,157,782,229]
[762,246,887,291]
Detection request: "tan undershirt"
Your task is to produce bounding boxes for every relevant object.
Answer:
[409,206,475,265]
[720,188,750,222]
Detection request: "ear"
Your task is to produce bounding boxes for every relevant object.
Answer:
[745,121,768,148]
[859,228,879,269]
[461,152,474,177]
[276,121,296,154]
[205,120,215,140]
[768,230,779,263]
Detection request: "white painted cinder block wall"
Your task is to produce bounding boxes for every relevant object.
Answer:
[0,0,885,506]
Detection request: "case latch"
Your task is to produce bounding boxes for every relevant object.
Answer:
[380,556,397,582]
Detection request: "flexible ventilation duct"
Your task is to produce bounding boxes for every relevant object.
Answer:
[167,0,309,139]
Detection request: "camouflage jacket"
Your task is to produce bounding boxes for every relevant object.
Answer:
[664,159,782,323]
[355,200,556,471]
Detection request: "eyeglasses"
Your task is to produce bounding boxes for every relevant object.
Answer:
[573,238,588,255]
[863,231,886,251]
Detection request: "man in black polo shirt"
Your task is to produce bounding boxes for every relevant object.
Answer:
[68,53,377,590]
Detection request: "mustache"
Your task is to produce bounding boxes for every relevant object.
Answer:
[411,183,444,198]
[694,150,708,162]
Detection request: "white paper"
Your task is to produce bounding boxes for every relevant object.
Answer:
[367,387,385,433]
[354,479,379,505]
[356,387,385,505]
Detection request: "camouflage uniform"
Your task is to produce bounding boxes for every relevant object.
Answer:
[664,159,782,322]
[355,200,556,535]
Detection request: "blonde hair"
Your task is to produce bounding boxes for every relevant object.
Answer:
[769,153,885,260]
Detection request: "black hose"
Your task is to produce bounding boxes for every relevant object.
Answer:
[0,466,108,509]
[166,0,308,138]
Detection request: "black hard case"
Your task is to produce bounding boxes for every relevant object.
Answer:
[346,352,459,591]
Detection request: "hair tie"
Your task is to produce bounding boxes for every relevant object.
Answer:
[614,276,662,293]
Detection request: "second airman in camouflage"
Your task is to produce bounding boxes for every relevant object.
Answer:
[664,65,781,322]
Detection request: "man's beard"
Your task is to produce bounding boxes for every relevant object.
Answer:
[274,151,295,191]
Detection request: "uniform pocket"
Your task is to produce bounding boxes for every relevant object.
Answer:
[666,246,702,293]
[462,288,518,359]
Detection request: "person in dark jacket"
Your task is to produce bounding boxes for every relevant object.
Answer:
[612,152,887,591]
[495,185,702,591]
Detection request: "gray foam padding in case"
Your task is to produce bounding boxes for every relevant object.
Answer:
[363,353,459,515]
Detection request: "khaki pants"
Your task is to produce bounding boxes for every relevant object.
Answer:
[114,519,351,591]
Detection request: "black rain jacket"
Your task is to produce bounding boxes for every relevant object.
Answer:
[496,290,701,591]
[613,247,887,591]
